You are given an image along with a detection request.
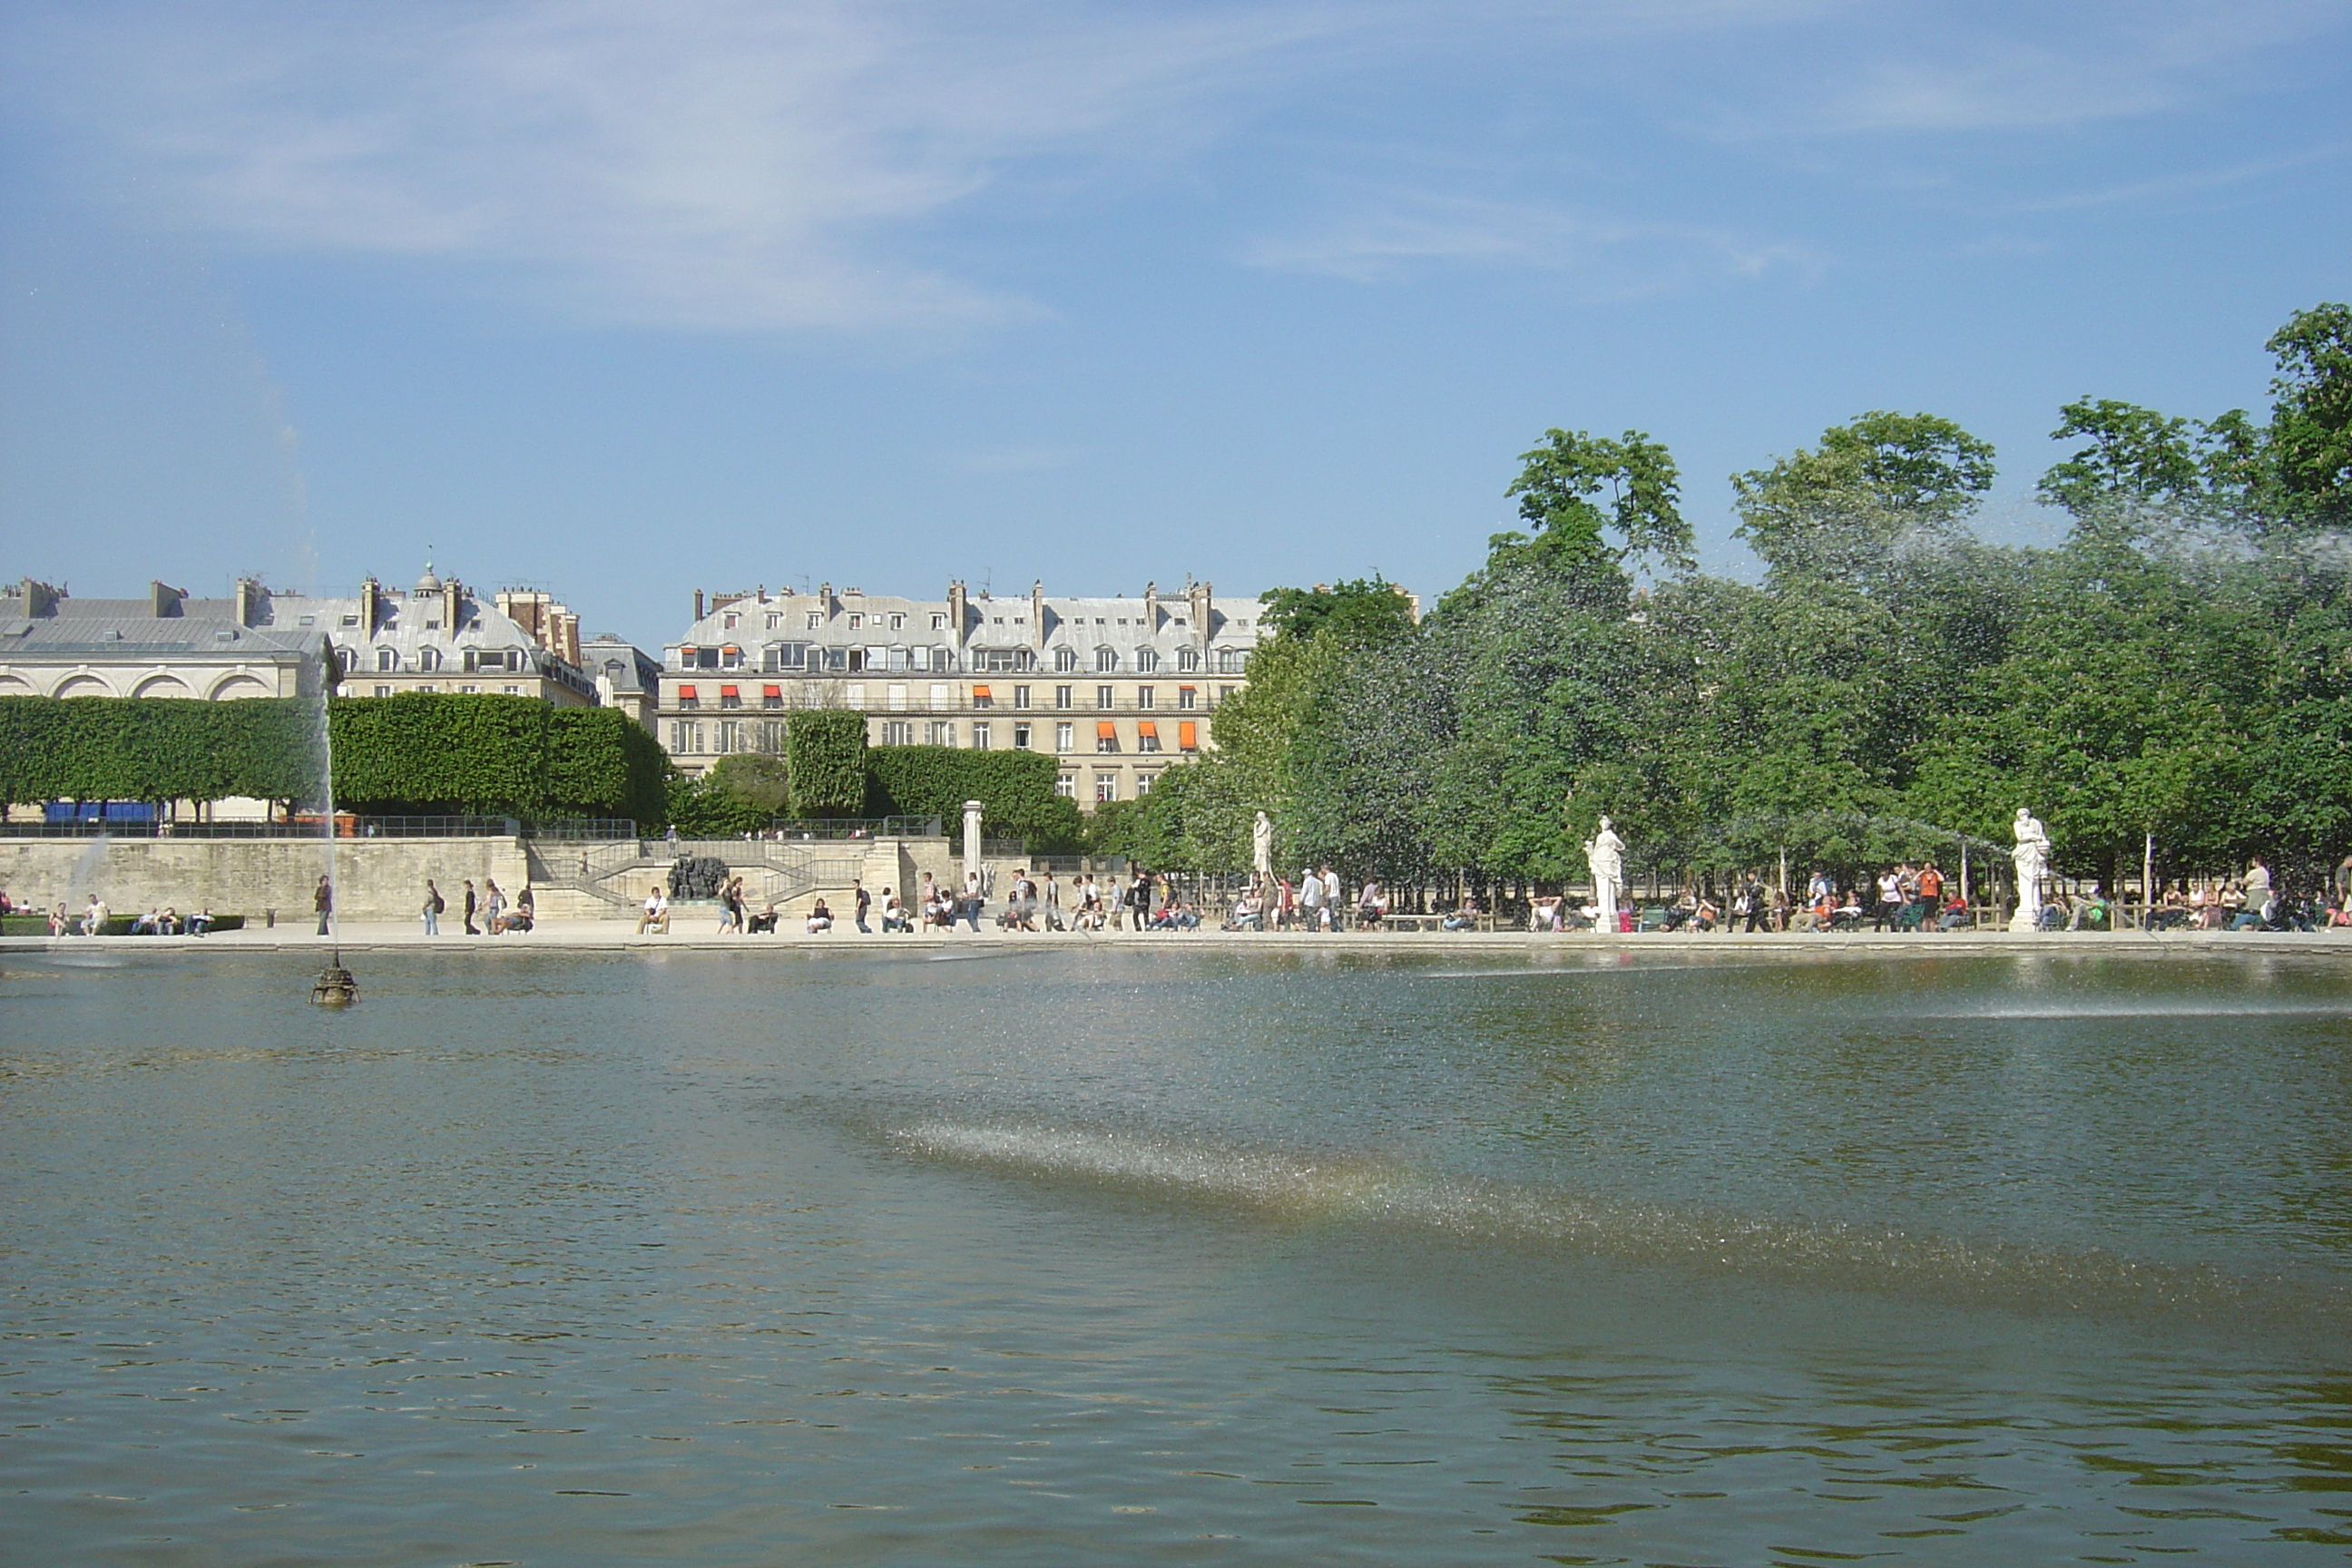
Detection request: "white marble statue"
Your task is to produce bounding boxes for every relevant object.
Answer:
[2009,807,2050,933]
[1252,810,1274,883]
[1583,815,1626,929]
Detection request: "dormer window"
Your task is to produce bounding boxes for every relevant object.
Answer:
[723,612,738,629]
[807,612,823,630]
[417,648,441,671]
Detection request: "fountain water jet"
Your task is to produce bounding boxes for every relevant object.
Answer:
[302,646,356,1004]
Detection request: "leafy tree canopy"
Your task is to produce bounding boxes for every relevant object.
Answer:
[1734,411,1994,582]
[1257,578,1418,646]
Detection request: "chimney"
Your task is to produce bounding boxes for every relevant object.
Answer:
[1189,580,1212,646]
[359,576,381,632]
[1144,581,1158,632]
[694,588,706,621]
[946,580,967,648]
[1031,579,1045,650]
[149,581,185,618]
[443,578,462,631]
[234,577,262,627]
[13,578,60,617]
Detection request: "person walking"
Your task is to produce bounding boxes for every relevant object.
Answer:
[422,878,443,936]
[854,880,873,934]
[483,877,506,936]
[1298,866,1324,932]
[313,874,332,936]
[462,879,479,936]
[1125,871,1152,934]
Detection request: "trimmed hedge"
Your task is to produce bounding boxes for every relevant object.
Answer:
[330,695,666,823]
[867,745,1084,851]
[786,710,868,818]
[0,697,317,807]
[0,694,665,826]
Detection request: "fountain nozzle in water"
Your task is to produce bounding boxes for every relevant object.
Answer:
[309,949,358,1006]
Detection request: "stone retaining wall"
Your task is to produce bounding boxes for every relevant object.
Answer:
[0,837,531,924]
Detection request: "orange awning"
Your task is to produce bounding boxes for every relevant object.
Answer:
[721,644,740,654]
[972,683,992,700]
[1136,720,1158,738]
[678,684,697,699]
[1178,720,1198,750]
[1096,720,1117,740]
[720,684,740,698]
[761,684,781,698]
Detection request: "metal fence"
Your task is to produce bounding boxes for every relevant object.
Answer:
[763,817,943,840]
[0,814,528,840]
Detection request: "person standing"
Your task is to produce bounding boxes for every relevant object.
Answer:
[1321,866,1343,932]
[1042,870,1062,931]
[1298,867,1324,932]
[1915,861,1944,932]
[422,878,443,936]
[462,879,479,936]
[483,877,506,936]
[1125,871,1152,934]
[854,880,872,934]
[313,875,332,936]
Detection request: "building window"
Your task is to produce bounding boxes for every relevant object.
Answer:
[802,682,823,706]
[845,683,865,708]
[720,688,742,710]
[1136,648,1158,673]
[1178,648,1200,672]
[972,686,995,709]
[670,720,702,754]
[723,612,738,629]
[715,720,741,753]
[929,682,951,709]
[677,689,700,709]
[1054,685,1073,709]
[1055,722,1074,752]
[1013,685,1031,710]
[460,683,479,694]
[1137,686,1154,710]
[1054,647,1078,672]
[766,613,780,630]
[1096,722,1119,754]
[373,685,392,698]
[887,683,907,710]
[1218,648,1244,673]
[890,612,905,630]
[1096,685,1114,709]
[697,648,720,670]
[927,721,956,747]
[1056,774,1077,799]
[760,721,784,752]
[1178,685,1197,710]
[1136,772,1155,796]
[1013,722,1031,749]
[972,722,991,750]
[377,647,398,671]
[1094,772,1118,803]
[720,647,742,669]
[1137,723,1161,754]
[848,612,862,630]
[763,685,784,709]
[807,612,823,630]
[1095,647,1119,672]
[882,720,914,746]
[931,613,946,630]
[1219,685,1236,704]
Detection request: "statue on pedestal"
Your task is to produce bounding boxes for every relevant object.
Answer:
[1583,815,1626,931]
[2009,807,2051,932]
[1252,810,1274,885]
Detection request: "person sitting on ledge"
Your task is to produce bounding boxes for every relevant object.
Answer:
[637,886,670,935]
[748,903,779,934]
[1442,894,1481,932]
[807,897,834,934]
[1937,894,1972,932]
[188,907,213,936]
[1224,890,1263,932]
[131,906,162,936]
[880,889,911,933]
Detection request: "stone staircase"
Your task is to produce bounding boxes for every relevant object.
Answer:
[525,838,872,914]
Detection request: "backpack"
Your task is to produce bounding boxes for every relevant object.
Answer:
[430,891,445,914]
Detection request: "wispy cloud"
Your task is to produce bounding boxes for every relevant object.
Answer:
[7,0,2342,331]
[1243,189,1818,295]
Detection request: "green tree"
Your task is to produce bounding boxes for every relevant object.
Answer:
[1257,578,1418,646]
[2266,302,2352,529]
[1734,411,1994,583]
[1495,428,1691,605]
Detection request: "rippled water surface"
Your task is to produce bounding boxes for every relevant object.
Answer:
[5,945,2350,1564]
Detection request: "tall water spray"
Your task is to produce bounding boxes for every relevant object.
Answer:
[305,646,356,1003]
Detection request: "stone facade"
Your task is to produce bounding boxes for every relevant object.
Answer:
[656,579,1270,807]
[0,576,327,701]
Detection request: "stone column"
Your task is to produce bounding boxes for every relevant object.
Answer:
[962,800,984,890]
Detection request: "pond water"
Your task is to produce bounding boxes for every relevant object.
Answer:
[4,946,2349,1565]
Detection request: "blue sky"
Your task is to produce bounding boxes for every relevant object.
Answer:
[3,0,2347,648]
